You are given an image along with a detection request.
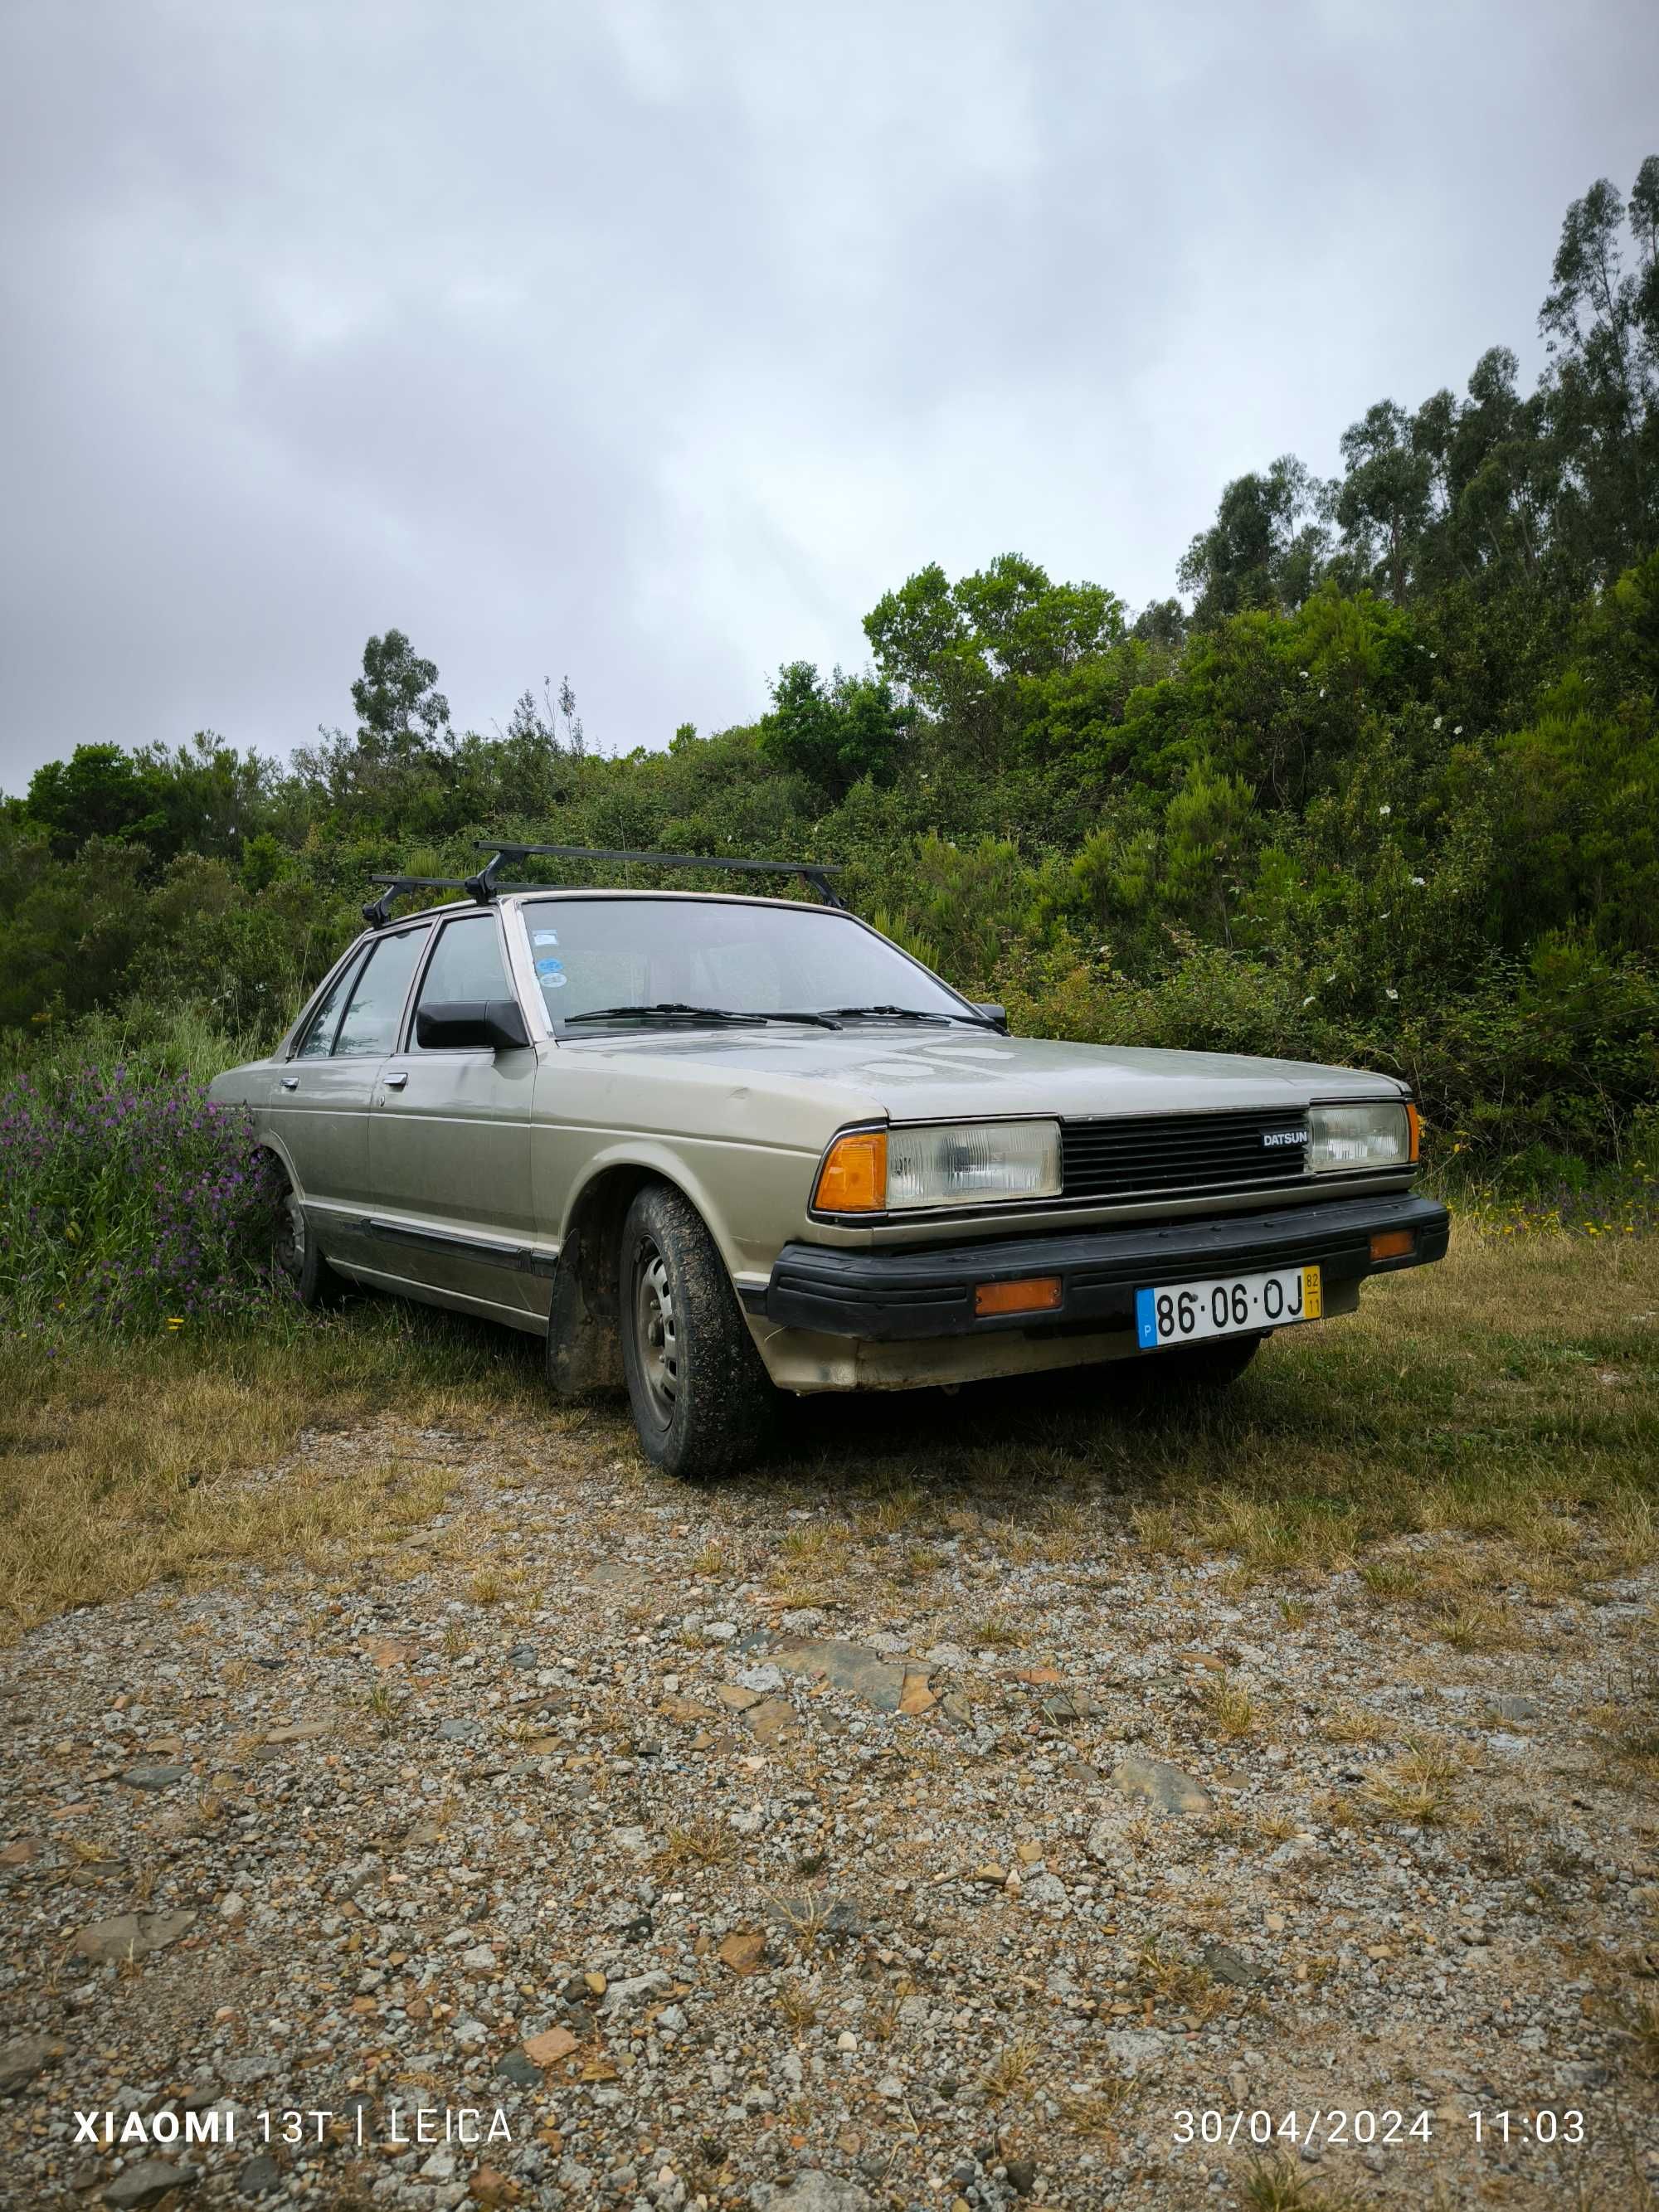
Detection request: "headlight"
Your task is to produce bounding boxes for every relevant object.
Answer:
[813,1120,1063,1213]
[1308,1101,1415,1174]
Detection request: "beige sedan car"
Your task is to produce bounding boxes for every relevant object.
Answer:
[209,846,1448,1478]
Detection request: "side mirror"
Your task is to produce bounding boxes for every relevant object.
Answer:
[415,999,532,1052]
[971,1001,1009,1033]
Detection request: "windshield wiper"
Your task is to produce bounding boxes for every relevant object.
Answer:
[822,1004,995,1028]
[561,1002,841,1030]
[562,1003,766,1027]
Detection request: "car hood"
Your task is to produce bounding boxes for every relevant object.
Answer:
[557,1023,1405,1121]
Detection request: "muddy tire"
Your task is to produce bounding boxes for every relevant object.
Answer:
[618,1182,776,1480]
[269,1163,342,1310]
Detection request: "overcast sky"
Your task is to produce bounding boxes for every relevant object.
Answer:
[2,2,1656,790]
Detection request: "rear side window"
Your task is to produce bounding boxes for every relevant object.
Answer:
[411,914,513,1045]
[333,926,431,1058]
[293,953,363,1060]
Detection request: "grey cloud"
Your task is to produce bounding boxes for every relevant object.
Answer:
[2,0,1656,787]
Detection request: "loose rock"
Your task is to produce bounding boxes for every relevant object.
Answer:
[104,2161,199,2208]
[0,2035,61,2095]
[72,1909,197,1962]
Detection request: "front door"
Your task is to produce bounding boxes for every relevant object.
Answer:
[367,909,542,1323]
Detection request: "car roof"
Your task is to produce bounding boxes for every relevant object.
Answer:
[374,888,857,931]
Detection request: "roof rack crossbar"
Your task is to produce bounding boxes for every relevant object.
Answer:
[363,848,852,928]
[362,875,474,927]
[470,842,850,909]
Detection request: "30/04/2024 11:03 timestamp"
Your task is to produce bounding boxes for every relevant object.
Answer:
[1172,2108,1587,2152]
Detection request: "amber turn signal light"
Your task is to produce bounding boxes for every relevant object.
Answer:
[1370,1228,1415,1262]
[1405,1101,1422,1162]
[974,1275,1063,1318]
[813,1129,887,1212]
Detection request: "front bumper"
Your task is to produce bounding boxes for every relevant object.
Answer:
[760,1190,1448,1342]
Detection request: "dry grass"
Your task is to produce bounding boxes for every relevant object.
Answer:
[1623,1993,1659,2078]
[1435,1596,1525,1651]
[1255,1808,1299,1844]
[1135,1937,1233,2025]
[853,1485,930,1541]
[970,1609,1032,1651]
[1322,1704,1392,1745]
[0,1316,526,1636]
[980,2039,1039,2099]
[1602,1491,1659,1573]
[1240,2160,1369,2212]
[1098,1223,1657,1594]
[766,1520,853,1607]
[5,1218,1655,1646]
[654,1816,737,1872]
[1359,1557,1423,1600]
[1199,1675,1258,1738]
[1357,1741,1465,1825]
[1058,2074,1133,2142]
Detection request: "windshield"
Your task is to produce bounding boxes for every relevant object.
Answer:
[522,897,971,1026]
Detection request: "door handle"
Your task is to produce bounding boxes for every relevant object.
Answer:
[280,1076,299,1091]
[384,1071,408,1090]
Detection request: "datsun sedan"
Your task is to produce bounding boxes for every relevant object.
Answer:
[208,850,1448,1479]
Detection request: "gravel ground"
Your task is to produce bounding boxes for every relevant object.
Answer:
[2,1404,1657,2212]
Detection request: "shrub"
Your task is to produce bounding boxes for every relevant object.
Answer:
[0,1062,282,1336]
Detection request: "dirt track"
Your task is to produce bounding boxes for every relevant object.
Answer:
[2,1386,1657,2211]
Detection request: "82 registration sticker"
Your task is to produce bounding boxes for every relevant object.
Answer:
[1135,1263,1321,1349]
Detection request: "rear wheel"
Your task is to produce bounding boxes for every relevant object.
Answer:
[269,1164,341,1309]
[619,1183,775,1480]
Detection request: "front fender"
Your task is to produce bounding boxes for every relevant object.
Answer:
[551,1132,813,1287]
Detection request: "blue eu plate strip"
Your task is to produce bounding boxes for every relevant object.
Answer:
[1135,1287,1158,1349]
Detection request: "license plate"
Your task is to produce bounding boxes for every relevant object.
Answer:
[1135,1264,1322,1349]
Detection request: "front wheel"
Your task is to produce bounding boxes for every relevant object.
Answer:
[619,1184,775,1480]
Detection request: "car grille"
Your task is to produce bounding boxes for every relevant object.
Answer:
[1061,1109,1311,1203]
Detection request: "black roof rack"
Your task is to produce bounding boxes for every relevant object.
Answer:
[362,848,850,929]
[469,843,849,909]
[362,875,474,927]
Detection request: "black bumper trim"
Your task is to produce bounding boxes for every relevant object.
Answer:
[762,1192,1449,1342]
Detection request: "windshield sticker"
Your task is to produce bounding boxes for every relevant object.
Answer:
[542,970,567,989]
[533,930,559,946]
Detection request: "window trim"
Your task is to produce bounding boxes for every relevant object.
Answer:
[332,921,434,1062]
[399,909,523,1054]
[285,940,367,1061]
[289,944,371,1062]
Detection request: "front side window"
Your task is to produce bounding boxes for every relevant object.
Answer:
[521,897,969,1024]
[411,914,513,1045]
[293,951,364,1059]
[333,926,431,1057]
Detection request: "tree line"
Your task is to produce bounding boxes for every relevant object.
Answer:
[3,159,1657,1177]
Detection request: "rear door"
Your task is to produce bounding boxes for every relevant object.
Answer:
[271,924,431,1271]
[367,909,543,1323]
